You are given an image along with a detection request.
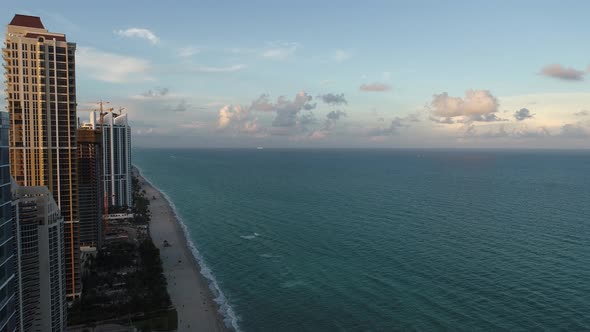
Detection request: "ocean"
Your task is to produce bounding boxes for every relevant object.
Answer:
[133,149,590,331]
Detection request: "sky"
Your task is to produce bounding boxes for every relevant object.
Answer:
[3,0,590,148]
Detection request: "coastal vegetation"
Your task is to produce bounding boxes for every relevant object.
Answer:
[68,173,175,330]
[132,174,152,223]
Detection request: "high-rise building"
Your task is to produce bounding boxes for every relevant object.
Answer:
[12,184,66,332]
[99,112,131,208]
[0,113,17,332]
[77,123,103,248]
[4,14,80,298]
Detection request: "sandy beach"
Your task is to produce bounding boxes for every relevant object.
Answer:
[134,169,228,332]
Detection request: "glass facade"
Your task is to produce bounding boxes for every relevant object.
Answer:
[0,113,17,332]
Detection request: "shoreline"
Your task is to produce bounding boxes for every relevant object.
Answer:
[133,167,231,332]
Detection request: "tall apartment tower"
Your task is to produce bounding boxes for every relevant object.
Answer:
[12,184,66,332]
[3,14,80,298]
[99,112,131,208]
[0,113,17,332]
[77,122,103,248]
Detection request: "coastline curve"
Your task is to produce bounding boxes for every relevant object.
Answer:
[134,164,241,332]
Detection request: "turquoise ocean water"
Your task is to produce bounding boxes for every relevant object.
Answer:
[134,149,590,331]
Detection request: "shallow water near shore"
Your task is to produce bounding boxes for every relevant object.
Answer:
[134,148,590,331]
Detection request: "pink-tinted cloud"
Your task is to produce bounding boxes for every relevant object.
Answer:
[430,90,499,119]
[540,64,584,81]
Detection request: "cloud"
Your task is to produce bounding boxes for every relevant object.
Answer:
[540,64,584,81]
[360,83,391,92]
[326,110,346,121]
[141,87,169,98]
[249,94,274,112]
[115,28,159,45]
[179,121,205,129]
[218,104,253,130]
[216,91,319,137]
[368,113,420,137]
[261,42,298,60]
[462,123,553,140]
[192,64,246,73]
[178,46,201,57]
[318,93,347,105]
[170,99,188,112]
[513,126,551,138]
[333,49,351,62]
[324,110,346,130]
[465,125,510,139]
[468,113,507,122]
[309,131,327,140]
[271,92,316,128]
[430,90,504,123]
[77,47,151,83]
[514,108,535,121]
[560,123,588,138]
[574,110,589,117]
[430,116,455,124]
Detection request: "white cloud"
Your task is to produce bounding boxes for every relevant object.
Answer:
[261,42,298,60]
[218,104,252,129]
[77,47,152,83]
[178,46,201,57]
[333,49,351,62]
[192,64,246,73]
[115,28,159,45]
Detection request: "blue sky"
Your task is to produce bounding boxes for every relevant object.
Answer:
[4,0,590,148]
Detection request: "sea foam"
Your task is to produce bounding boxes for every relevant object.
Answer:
[240,233,260,240]
[134,165,241,332]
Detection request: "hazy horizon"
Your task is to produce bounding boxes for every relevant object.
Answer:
[4,1,590,149]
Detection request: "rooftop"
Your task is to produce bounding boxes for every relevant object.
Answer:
[9,14,45,29]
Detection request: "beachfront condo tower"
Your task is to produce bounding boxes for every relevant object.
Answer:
[77,125,104,248]
[12,184,67,331]
[98,111,132,208]
[0,113,17,332]
[4,14,81,299]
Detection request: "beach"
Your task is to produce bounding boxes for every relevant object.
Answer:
[134,168,228,332]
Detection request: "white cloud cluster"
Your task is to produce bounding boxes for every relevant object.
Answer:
[430,90,503,123]
[115,28,160,45]
[431,90,498,118]
[216,91,351,139]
